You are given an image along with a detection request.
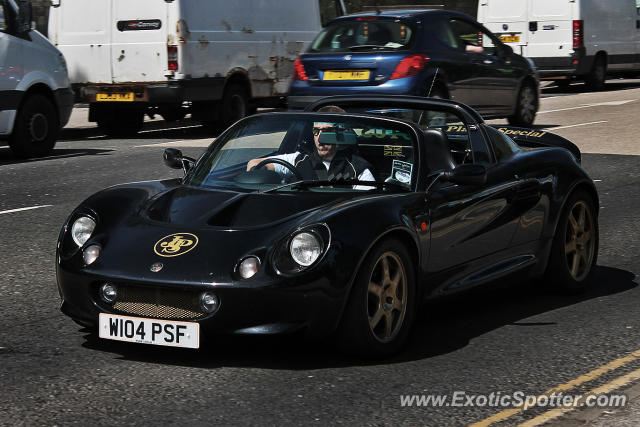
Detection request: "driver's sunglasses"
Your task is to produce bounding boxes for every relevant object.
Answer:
[313,126,339,136]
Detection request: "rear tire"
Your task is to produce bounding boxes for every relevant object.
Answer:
[159,107,187,123]
[426,84,447,100]
[96,107,144,137]
[544,190,598,293]
[508,82,538,127]
[585,56,606,91]
[8,94,59,158]
[337,238,415,358]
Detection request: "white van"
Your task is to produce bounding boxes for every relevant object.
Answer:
[48,0,345,136]
[478,0,640,89]
[0,0,73,158]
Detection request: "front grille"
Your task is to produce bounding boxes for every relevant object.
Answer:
[112,284,205,320]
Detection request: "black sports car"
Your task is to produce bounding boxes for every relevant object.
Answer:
[56,96,598,356]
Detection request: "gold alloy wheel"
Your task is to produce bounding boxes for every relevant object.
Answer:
[367,251,408,343]
[564,200,595,281]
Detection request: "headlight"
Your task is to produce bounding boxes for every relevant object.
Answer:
[82,244,101,265]
[237,256,260,279]
[290,232,322,267]
[71,216,96,247]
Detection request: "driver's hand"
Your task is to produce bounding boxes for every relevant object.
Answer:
[246,158,260,171]
[246,158,276,171]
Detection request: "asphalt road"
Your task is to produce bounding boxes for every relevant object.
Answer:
[1,80,639,426]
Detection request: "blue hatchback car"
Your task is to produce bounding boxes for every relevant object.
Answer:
[288,9,539,126]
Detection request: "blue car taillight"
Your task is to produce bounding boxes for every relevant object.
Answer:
[390,54,429,80]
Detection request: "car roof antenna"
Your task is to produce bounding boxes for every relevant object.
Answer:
[418,67,440,125]
[426,67,439,98]
[374,1,381,14]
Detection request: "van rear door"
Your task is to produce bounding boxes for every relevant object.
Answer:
[477,0,529,56]
[50,0,112,83]
[111,0,169,83]
[50,0,169,84]
[526,0,573,60]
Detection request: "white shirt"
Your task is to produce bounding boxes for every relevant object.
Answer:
[269,152,375,190]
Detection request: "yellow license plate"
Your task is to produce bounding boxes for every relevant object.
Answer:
[323,70,371,81]
[499,34,521,43]
[96,92,135,102]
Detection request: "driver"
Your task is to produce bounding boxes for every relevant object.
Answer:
[246,121,375,186]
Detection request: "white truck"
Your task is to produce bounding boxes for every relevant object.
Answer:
[478,0,640,90]
[0,0,73,158]
[48,0,345,136]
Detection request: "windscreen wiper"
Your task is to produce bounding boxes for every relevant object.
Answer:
[260,179,410,193]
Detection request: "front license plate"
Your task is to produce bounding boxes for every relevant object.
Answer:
[499,34,521,43]
[99,313,199,349]
[96,92,135,102]
[323,70,371,81]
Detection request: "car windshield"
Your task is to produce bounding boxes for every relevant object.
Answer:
[309,19,416,52]
[186,113,419,193]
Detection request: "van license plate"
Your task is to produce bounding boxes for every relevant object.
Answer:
[499,34,520,43]
[323,70,371,81]
[98,313,199,348]
[96,92,135,102]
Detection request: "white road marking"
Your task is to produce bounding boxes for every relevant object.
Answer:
[138,124,202,134]
[0,205,53,215]
[539,99,636,114]
[134,138,214,148]
[82,125,203,141]
[543,120,607,131]
[26,152,91,161]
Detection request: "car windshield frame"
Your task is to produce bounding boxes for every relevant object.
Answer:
[308,17,417,53]
[184,112,423,193]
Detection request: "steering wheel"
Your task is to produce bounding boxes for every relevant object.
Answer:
[250,158,303,181]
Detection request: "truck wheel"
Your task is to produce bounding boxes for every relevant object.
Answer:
[160,109,187,123]
[337,238,416,358]
[508,81,537,127]
[220,84,249,130]
[96,107,144,137]
[586,56,606,91]
[8,94,59,158]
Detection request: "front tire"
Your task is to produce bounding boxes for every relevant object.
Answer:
[544,190,599,293]
[337,238,416,357]
[220,84,249,130]
[8,94,59,158]
[508,82,538,127]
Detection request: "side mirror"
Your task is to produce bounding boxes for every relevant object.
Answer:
[17,0,33,33]
[443,164,487,186]
[163,148,184,169]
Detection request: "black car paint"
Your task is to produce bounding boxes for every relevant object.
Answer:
[57,96,597,340]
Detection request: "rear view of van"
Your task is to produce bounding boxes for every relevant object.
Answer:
[48,0,332,135]
[478,0,640,89]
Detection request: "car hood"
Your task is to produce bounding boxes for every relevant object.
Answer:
[80,184,378,283]
[144,186,355,228]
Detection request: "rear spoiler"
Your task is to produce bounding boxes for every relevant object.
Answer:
[490,125,581,163]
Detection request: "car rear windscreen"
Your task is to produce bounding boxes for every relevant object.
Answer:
[309,19,416,52]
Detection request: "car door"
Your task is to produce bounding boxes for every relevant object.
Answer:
[424,114,523,295]
[0,0,23,133]
[445,18,518,116]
